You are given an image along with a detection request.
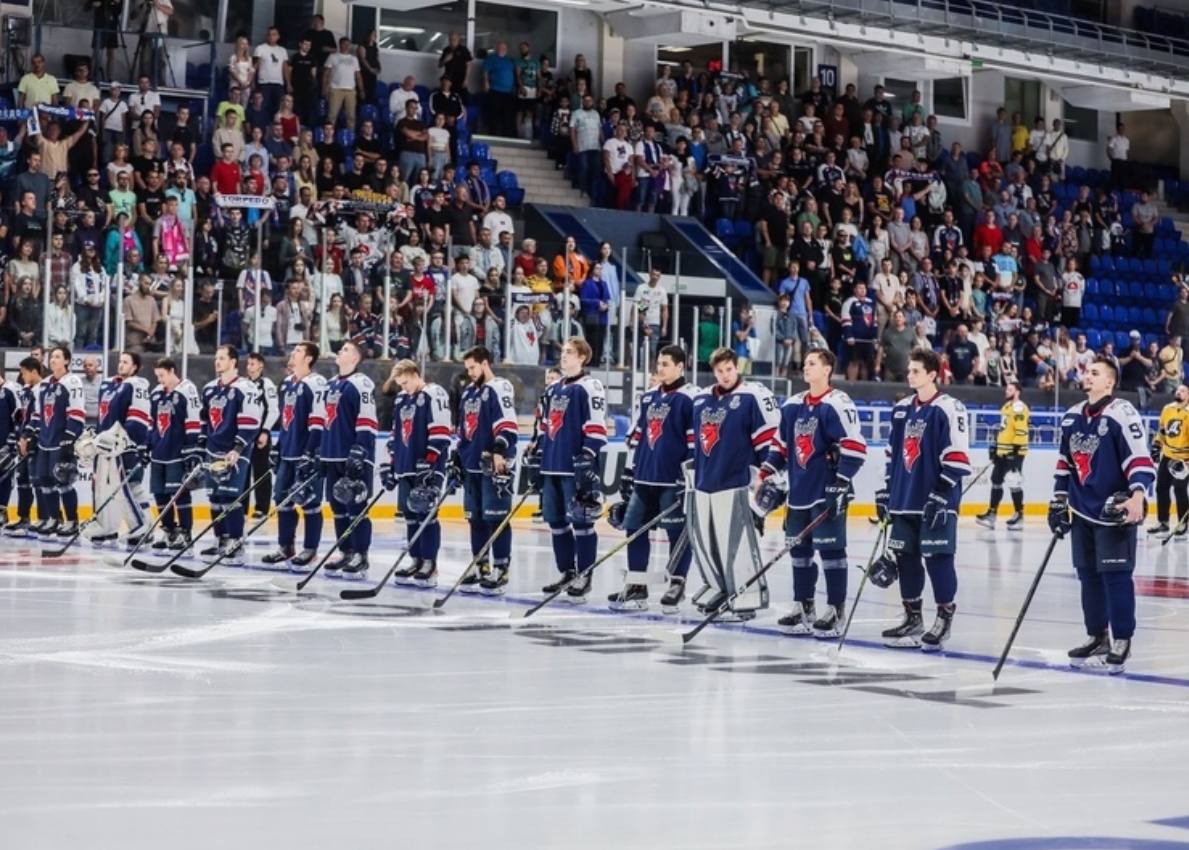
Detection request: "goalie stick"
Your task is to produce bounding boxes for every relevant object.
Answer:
[43,463,140,558]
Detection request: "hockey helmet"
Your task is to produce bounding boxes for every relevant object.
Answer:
[332,476,369,506]
[53,458,79,486]
[567,489,605,525]
[867,552,899,589]
[407,480,442,516]
[750,477,786,517]
[1100,490,1139,525]
[1171,460,1189,481]
[607,500,627,530]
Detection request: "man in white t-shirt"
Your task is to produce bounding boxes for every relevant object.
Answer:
[62,63,100,108]
[126,75,161,133]
[481,194,513,239]
[1107,122,1130,190]
[253,27,289,117]
[869,257,902,332]
[602,122,633,188]
[636,268,669,366]
[1060,257,1085,327]
[388,76,421,125]
[323,37,362,132]
[449,255,480,315]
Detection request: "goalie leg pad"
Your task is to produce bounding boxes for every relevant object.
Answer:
[689,486,768,613]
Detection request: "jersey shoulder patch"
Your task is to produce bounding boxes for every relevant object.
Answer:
[489,377,514,397]
[425,383,451,405]
[578,375,605,395]
[61,374,83,392]
[1010,400,1026,414]
[303,373,329,392]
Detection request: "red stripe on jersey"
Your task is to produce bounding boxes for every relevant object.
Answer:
[427,425,452,434]
[308,417,325,426]
[426,450,439,463]
[752,427,776,446]
[1125,456,1155,474]
[840,438,866,454]
[492,418,518,436]
[583,424,607,434]
[236,417,259,426]
[942,451,970,465]
[357,418,380,429]
[184,423,202,431]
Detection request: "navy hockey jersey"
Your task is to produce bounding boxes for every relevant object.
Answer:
[201,376,263,454]
[691,380,779,492]
[627,379,696,486]
[1054,397,1155,524]
[763,387,867,509]
[841,295,877,342]
[0,379,19,446]
[33,373,86,450]
[97,375,152,446]
[457,378,518,472]
[277,373,328,460]
[17,380,39,440]
[540,373,607,475]
[150,380,202,463]
[884,392,971,513]
[320,371,379,463]
[388,382,452,475]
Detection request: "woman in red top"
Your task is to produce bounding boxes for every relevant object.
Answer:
[274,94,300,143]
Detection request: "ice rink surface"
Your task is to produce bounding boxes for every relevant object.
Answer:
[5,516,1189,850]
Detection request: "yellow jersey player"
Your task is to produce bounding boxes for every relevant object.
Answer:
[1149,383,1189,537]
[976,379,1029,530]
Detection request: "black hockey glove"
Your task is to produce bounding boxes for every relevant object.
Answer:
[59,435,76,464]
[572,448,599,496]
[752,477,786,516]
[619,466,635,503]
[346,444,371,480]
[182,447,203,477]
[379,462,398,492]
[269,445,279,467]
[1101,490,1143,526]
[415,460,445,493]
[521,446,543,493]
[874,487,890,523]
[824,476,851,519]
[296,449,319,482]
[1047,493,1072,539]
[922,483,952,531]
[607,500,627,530]
[988,444,998,461]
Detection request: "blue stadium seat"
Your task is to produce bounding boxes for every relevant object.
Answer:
[1082,303,1099,324]
[1098,256,1116,274]
[359,104,378,125]
[734,220,754,246]
[193,143,214,177]
[1099,279,1116,299]
[503,187,526,206]
[374,80,390,107]
[1129,281,1145,302]
[1086,277,1100,298]
[414,84,430,102]
[1159,258,1173,276]
[335,128,355,150]
[1087,329,1102,350]
[1115,331,1130,350]
[1144,283,1160,305]
[1100,305,1115,326]
[496,171,519,190]
[1128,306,1144,327]
[715,219,736,242]
[1089,255,1103,274]
[470,142,490,161]
[455,141,470,161]
[1144,258,1158,276]
[1142,307,1159,329]
[813,310,827,334]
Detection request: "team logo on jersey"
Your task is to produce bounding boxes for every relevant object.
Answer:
[156,400,173,435]
[902,420,927,473]
[698,408,727,456]
[545,396,570,440]
[42,402,54,425]
[98,397,111,423]
[282,390,298,431]
[208,397,226,431]
[1069,433,1101,485]
[462,397,482,441]
[793,417,819,469]
[645,401,669,448]
[325,390,341,428]
[399,405,416,445]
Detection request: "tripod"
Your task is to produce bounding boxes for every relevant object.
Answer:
[130,0,176,88]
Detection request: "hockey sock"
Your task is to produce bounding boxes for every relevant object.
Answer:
[988,485,1003,512]
[626,532,650,571]
[406,520,421,558]
[19,484,32,521]
[1075,565,1109,635]
[491,521,511,565]
[0,479,12,515]
[177,492,192,532]
[1101,571,1136,640]
[302,508,322,550]
[549,524,575,573]
[333,512,349,547]
[791,554,817,601]
[1010,489,1024,513]
[42,489,61,522]
[469,521,487,557]
[821,551,848,606]
[898,552,926,601]
[155,494,175,532]
[351,516,373,556]
[573,525,597,571]
[225,506,245,539]
[925,554,957,605]
[277,506,298,548]
[211,501,226,538]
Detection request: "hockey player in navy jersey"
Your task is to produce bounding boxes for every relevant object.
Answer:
[261,342,328,570]
[147,358,203,550]
[531,337,607,603]
[91,351,154,545]
[381,358,452,587]
[873,349,971,650]
[0,370,20,529]
[1049,356,1153,674]
[27,347,87,537]
[758,347,866,636]
[200,345,263,566]
[7,357,43,536]
[688,347,780,621]
[609,344,695,613]
[320,341,380,578]
[454,346,518,595]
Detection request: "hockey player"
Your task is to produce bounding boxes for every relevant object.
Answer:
[976,378,1029,531]
[200,345,262,565]
[608,344,695,613]
[28,347,87,537]
[6,357,43,536]
[261,342,327,568]
[381,358,452,587]
[531,337,607,603]
[525,366,561,522]
[1049,356,1153,673]
[0,369,20,527]
[873,349,971,650]
[245,352,279,519]
[757,347,866,636]
[454,346,518,595]
[1148,383,1189,537]
[688,347,779,621]
[320,340,379,578]
[148,358,203,550]
[91,351,154,545]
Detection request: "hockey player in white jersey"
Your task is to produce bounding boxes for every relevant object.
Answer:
[688,347,780,621]
[88,351,154,544]
[872,349,971,650]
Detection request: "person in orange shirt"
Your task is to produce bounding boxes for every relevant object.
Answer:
[550,235,590,291]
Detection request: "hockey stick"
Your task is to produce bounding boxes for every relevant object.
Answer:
[129,467,268,574]
[119,462,212,566]
[42,463,139,558]
[674,508,834,647]
[991,532,1061,682]
[428,488,534,609]
[831,518,890,658]
[274,486,390,593]
[1160,507,1189,546]
[339,484,456,601]
[172,471,322,579]
[515,496,687,621]
[961,461,993,497]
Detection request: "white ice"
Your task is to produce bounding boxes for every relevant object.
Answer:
[4,517,1189,850]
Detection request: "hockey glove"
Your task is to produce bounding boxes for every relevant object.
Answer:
[346,444,371,480]
[1047,493,1072,538]
[521,447,543,493]
[867,552,899,588]
[53,458,79,486]
[332,475,369,507]
[824,476,851,519]
[922,486,951,531]
[269,446,279,467]
[379,463,398,492]
[480,453,513,498]
[572,448,600,496]
[124,448,148,485]
[415,461,446,494]
[619,466,635,503]
[988,444,998,461]
[443,454,463,495]
[296,450,319,482]
[607,500,627,530]
[874,487,890,523]
[182,447,203,477]
[58,436,76,465]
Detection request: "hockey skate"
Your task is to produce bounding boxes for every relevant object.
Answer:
[151,532,172,550]
[5,518,31,538]
[1005,512,1024,530]
[339,553,369,581]
[37,519,60,538]
[289,549,317,572]
[1147,522,1170,535]
[1105,638,1131,674]
[811,603,845,639]
[413,559,438,588]
[882,600,925,648]
[392,558,421,585]
[777,601,816,636]
[459,560,488,594]
[920,605,955,652]
[260,547,295,571]
[55,520,78,538]
[323,551,350,578]
[542,571,575,594]
[479,565,509,596]
[659,577,685,614]
[199,540,222,560]
[565,571,591,604]
[219,539,244,568]
[974,510,996,530]
[167,530,191,551]
[608,583,648,612]
[1068,632,1110,668]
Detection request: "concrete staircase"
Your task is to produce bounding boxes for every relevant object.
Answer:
[479,137,588,208]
